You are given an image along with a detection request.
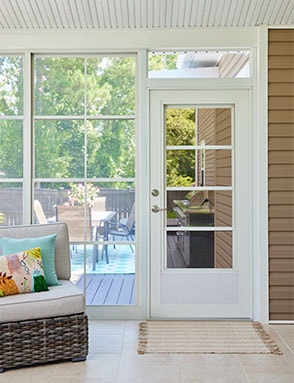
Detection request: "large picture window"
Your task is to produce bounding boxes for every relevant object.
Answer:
[0,54,137,306]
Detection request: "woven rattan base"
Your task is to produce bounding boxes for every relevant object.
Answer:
[0,313,88,372]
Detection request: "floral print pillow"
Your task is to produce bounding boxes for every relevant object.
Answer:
[0,247,49,297]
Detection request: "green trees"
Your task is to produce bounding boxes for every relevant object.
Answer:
[0,56,23,179]
[34,56,135,184]
[166,108,196,186]
[0,55,136,184]
[0,54,195,189]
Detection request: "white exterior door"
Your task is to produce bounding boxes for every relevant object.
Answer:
[150,89,252,319]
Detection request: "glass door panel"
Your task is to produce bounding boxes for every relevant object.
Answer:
[165,106,233,270]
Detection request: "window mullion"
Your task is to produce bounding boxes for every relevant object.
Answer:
[23,52,33,224]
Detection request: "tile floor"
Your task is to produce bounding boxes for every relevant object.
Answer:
[0,321,293,383]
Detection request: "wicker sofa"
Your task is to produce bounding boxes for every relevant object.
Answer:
[0,223,88,372]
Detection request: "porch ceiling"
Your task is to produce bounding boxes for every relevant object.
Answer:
[0,0,293,30]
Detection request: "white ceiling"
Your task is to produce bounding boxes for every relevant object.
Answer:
[0,0,293,30]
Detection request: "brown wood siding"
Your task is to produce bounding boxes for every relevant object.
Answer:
[219,53,249,78]
[197,109,216,186]
[268,29,294,321]
[215,109,232,268]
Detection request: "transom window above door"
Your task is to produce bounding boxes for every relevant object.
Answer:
[148,50,250,78]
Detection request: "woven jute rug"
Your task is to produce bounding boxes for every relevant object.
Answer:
[138,321,282,355]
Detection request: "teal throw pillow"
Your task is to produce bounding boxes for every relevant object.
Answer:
[0,234,58,286]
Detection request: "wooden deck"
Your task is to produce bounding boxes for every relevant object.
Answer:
[74,234,184,306]
[76,273,135,305]
[167,233,186,268]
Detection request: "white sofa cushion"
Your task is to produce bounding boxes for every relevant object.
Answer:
[0,280,85,323]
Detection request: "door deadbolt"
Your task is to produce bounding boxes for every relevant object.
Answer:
[151,189,160,197]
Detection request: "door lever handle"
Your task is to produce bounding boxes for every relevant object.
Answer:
[151,205,167,213]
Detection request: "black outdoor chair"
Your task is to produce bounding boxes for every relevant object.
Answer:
[108,204,135,252]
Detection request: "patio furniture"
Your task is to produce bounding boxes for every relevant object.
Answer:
[55,205,99,271]
[0,223,88,372]
[92,210,116,264]
[34,199,47,224]
[108,203,135,252]
[34,200,56,224]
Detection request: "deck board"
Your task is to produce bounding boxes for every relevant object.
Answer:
[74,234,181,305]
[76,273,135,305]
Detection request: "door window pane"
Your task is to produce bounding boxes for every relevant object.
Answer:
[166,108,196,146]
[198,108,231,145]
[202,149,232,186]
[169,190,232,228]
[166,230,232,269]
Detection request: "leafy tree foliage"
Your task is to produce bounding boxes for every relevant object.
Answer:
[148,53,178,71]
[0,54,195,189]
[166,108,195,186]
[0,57,23,178]
[34,56,135,186]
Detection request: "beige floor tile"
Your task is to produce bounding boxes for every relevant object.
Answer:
[49,378,117,383]
[245,372,294,383]
[123,320,141,344]
[179,354,249,383]
[238,353,294,383]
[238,324,294,383]
[89,334,123,353]
[54,354,120,379]
[118,362,181,383]
[0,375,53,383]
[0,363,57,381]
[89,319,126,334]
[272,325,294,352]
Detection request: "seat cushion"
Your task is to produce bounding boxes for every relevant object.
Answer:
[0,280,85,323]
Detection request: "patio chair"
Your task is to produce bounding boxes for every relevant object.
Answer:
[34,200,48,224]
[92,196,106,237]
[55,205,99,270]
[34,200,56,224]
[108,203,135,252]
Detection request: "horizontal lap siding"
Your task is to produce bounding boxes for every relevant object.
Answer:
[268,29,294,321]
[215,109,232,268]
[198,109,216,186]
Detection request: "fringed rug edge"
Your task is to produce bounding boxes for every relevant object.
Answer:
[137,321,148,354]
[252,321,283,355]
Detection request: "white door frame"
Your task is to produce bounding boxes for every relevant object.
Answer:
[149,89,252,319]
